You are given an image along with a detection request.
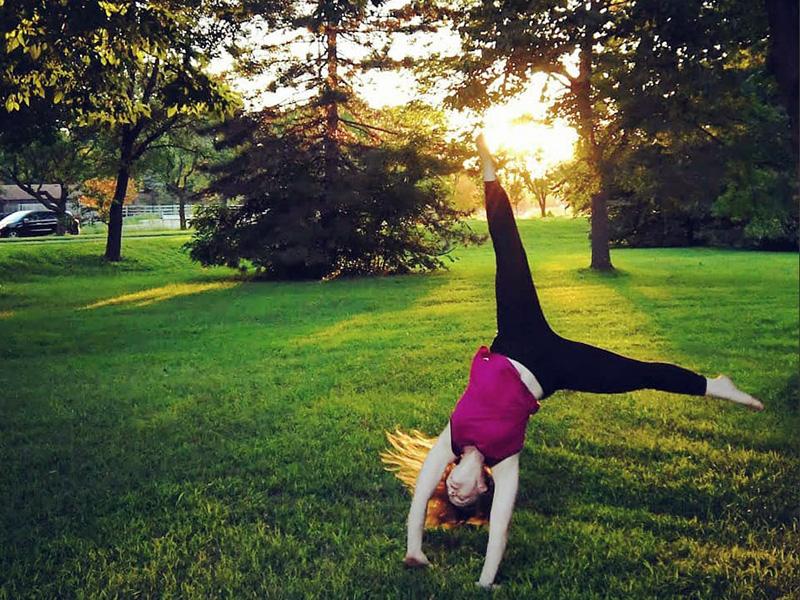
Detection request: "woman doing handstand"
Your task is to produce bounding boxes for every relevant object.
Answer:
[394,134,763,590]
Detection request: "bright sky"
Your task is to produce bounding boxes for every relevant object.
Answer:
[210,17,578,177]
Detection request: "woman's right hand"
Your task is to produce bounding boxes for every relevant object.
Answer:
[403,551,430,568]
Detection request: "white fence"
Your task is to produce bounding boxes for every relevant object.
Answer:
[121,204,197,218]
[15,202,196,218]
[6,202,199,230]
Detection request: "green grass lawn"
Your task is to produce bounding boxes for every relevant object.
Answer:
[1,220,798,599]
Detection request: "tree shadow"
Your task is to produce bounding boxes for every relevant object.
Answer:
[0,246,157,282]
[1,269,451,595]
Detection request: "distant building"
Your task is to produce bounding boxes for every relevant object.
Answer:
[0,184,64,215]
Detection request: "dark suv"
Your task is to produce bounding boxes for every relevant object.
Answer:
[0,210,80,238]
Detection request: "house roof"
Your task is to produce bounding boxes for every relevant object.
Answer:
[0,184,63,201]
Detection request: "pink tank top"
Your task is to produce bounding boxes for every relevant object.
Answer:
[450,345,541,466]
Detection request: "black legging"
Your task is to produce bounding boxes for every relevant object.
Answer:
[485,181,707,400]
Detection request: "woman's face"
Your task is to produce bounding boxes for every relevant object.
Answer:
[446,458,488,507]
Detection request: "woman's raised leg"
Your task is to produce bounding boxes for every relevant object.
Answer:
[477,134,552,341]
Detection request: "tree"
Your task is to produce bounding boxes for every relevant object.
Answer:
[522,170,559,218]
[0,106,99,233]
[186,1,482,279]
[764,0,799,157]
[79,177,137,224]
[444,0,632,270]
[449,171,482,214]
[140,125,222,229]
[500,150,563,218]
[444,0,796,256]
[602,0,797,249]
[242,0,441,195]
[489,152,528,215]
[1,0,246,259]
[189,100,483,278]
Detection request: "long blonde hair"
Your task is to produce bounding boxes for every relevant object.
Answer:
[380,429,493,529]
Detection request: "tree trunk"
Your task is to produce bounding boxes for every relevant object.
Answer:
[105,129,134,261]
[55,197,67,236]
[323,24,340,188]
[179,193,187,230]
[105,168,129,261]
[590,188,612,269]
[765,0,799,163]
[54,186,71,236]
[574,17,613,271]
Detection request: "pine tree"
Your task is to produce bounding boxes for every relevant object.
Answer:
[187,0,483,278]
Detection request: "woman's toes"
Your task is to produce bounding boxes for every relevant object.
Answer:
[733,392,763,411]
[476,134,491,156]
[746,397,764,411]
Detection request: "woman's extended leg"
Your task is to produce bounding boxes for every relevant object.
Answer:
[477,134,552,341]
[552,337,707,395]
[551,337,764,410]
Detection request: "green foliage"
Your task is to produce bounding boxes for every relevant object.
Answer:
[138,124,228,205]
[605,1,797,249]
[187,104,484,279]
[187,1,483,279]
[0,0,248,259]
[607,59,797,249]
[551,153,596,215]
[1,223,798,597]
[0,98,107,235]
[438,0,798,251]
[0,0,243,125]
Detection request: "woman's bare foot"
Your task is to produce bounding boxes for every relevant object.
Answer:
[706,375,764,411]
[475,133,498,181]
[476,132,492,159]
[403,552,430,568]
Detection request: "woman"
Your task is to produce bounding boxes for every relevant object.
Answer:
[393,134,763,590]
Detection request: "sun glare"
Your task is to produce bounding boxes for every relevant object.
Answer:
[481,83,578,177]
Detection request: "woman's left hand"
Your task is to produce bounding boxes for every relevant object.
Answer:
[403,551,430,568]
[476,581,500,591]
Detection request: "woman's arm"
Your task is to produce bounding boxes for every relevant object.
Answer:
[404,423,456,566]
[477,452,519,588]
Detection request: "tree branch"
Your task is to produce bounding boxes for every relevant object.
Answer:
[145,142,212,157]
[544,70,573,89]
[141,59,161,105]
[4,176,61,211]
[340,118,400,135]
[694,123,724,146]
[133,115,183,160]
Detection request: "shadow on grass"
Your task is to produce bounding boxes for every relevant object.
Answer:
[0,233,197,283]
[0,270,451,596]
[0,247,156,282]
[597,257,799,415]
[3,233,798,596]
[779,371,799,412]
[517,436,799,525]
[575,266,631,279]
[492,252,800,595]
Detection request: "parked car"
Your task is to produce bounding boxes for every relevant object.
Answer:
[0,210,80,238]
